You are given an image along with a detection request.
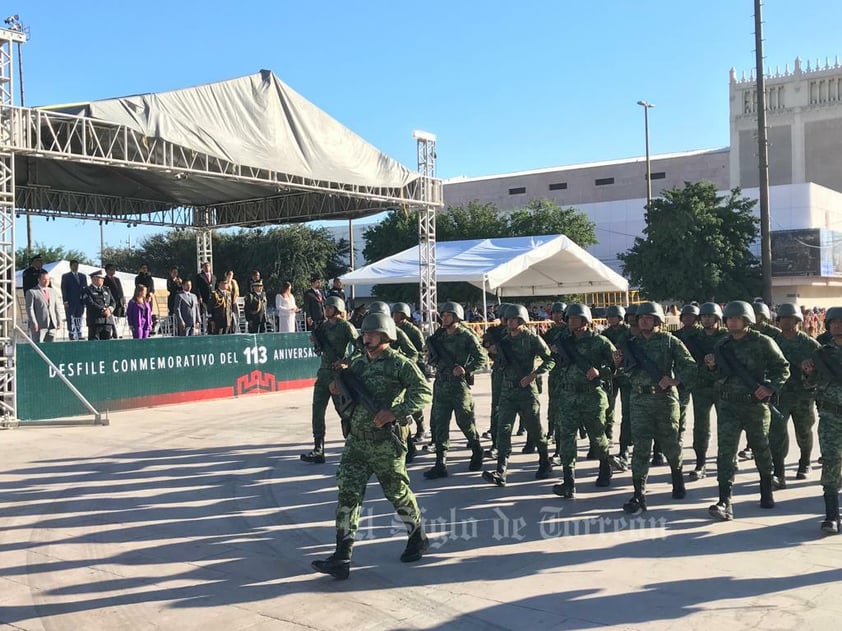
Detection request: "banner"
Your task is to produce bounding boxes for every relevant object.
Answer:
[16,332,319,420]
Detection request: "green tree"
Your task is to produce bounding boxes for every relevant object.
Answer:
[15,243,94,270]
[618,181,761,303]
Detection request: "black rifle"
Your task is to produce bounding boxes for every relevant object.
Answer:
[311,322,330,357]
[426,331,474,386]
[334,368,406,452]
[678,330,706,365]
[622,337,666,383]
[715,340,783,417]
[813,345,842,383]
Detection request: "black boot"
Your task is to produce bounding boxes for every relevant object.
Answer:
[671,467,686,499]
[405,436,417,464]
[622,478,647,515]
[688,449,706,481]
[821,493,840,535]
[516,420,525,436]
[553,466,576,499]
[424,451,448,479]
[651,450,666,467]
[535,448,553,480]
[796,454,812,480]
[709,482,734,521]
[482,456,508,487]
[760,474,775,509]
[311,532,353,579]
[521,434,536,454]
[400,525,429,562]
[595,458,612,487]
[468,442,484,471]
[612,445,629,472]
[300,437,326,464]
[772,456,787,490]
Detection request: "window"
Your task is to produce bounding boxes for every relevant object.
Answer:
[649,172,666,180]
[508,186,526,195]
[548,182,567,191]
[595,177,614,186]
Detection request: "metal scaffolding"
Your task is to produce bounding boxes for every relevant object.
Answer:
[414,130,438,334]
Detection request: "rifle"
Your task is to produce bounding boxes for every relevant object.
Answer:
[678,331,706,365]
[715,340,783,417]
[485,326,531,379]
[334,368,407,453]
[311,322,329,357]
[622,337,666,383]
[813,345,842,383]
[426,331,474,386]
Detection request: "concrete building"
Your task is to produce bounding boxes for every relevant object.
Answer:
[442,57,842,307]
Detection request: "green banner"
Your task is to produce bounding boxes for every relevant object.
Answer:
[16,333,319,420]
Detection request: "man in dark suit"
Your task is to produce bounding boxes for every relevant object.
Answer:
[22,253,45,293]
[302,275,325,331]
[193,261,216,316]
[60,259,87,341]
[134,263,155,301]
[26,270,62,342]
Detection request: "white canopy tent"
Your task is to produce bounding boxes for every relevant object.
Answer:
[340,234,629,318]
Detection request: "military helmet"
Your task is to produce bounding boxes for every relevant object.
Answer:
[367,301,391,316]
[391,302,412,318]
[565,303,592,323]
[635,301,665,323]
[699,302,723,319]
[361,312,397,342]
[625,304,639,321]
[605,305,626,319]
[551,301,568,314]
[681,304,700,317]
[775,303,802,322]
[439,301,465,321]
[753,301,772,322]
[825,306,842,325]
[324,296,346,313]
[508,304,530,323]
[497,303,514,320]
[723,300,757,324]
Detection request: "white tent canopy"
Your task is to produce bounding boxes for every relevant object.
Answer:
[15,260,167,296]
[340,235,629,297]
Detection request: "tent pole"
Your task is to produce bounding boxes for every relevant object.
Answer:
[481,278,488,332]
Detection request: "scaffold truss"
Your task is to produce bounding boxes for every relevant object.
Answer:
[414,130,438,334]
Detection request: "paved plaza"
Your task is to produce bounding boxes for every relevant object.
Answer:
[1,373,840,630]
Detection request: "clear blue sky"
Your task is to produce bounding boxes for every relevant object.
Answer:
[11,0,842,263]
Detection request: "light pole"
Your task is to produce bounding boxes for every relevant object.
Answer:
[637,100,655,208]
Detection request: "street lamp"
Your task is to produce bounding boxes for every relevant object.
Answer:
[637,100,655,208]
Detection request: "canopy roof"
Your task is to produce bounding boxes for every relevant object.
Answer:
[15,260,166,293]
[340,235,629,296]
[13,70,433,227]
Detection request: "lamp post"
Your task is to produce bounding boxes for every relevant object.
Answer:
[637,100,655,208]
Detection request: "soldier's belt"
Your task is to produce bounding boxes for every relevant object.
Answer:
[718,390,764,404]
[350,428,394,442]
[817,399,842,415]
[561,383,597,393]
[632,385,671,395]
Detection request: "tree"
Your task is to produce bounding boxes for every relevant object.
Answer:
[618,181,761,303]
[15,243,94,270]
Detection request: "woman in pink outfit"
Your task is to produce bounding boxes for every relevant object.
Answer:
[126,285,153,339]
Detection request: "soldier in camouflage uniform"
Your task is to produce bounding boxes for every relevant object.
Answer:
[687,302,729,480]
[542,302,568,466]
[549,304,618,498]
[423,302,488,479]
[706,301,790,521]
[367,302,418,361]
[613,301,696,514]
[603,305,632,468]
[482,304,555,486]
[301,296,358,464]
[802,306,842,535]
[770,303,820,489]
[673,304,703,447]
[481,304,514,459]
[311,313,433,579]
[392,302,429,442]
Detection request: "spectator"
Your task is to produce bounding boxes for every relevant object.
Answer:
[244,279,268,333]
[84,270,116,340]
[175,279,201,336]
[60,259,87,341]
[349,302,368,329]
[104,263,127,339]
[302,275,325,331]
[193,261,216,316]
[208,279,232,335]
[25,269,62,342]
[134,263,155,300]
[327,278,346,304]
[126,285,153,339]
[166,266,183,316]
[21,253,44,293]
[275,281,299,333]
[250,269,262,284]
[225,270,240,331]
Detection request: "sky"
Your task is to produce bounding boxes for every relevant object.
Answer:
[10,0,842,264]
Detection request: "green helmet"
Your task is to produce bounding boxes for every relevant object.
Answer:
[636,301,665,323]
[681,304,700,317]
[775,303,802,322]
[825,307,842,325]
[439,301,465,321]
[723,300,756,324]
[699,302,723,319]
[367,301,391,316]
[324,296,346,313]
[565,303,592,323]
[625,304,638,320]
[508,304,530,323]
[606,305,626,319]
[753,301,771,322]
[361,313,397,342]
[497,303,514,320]
[391,302,412,318]
[551,301,567,314]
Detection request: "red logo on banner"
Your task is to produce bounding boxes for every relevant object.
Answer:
[235,370,279,396]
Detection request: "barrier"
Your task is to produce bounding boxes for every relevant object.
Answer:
[16,333,319,421]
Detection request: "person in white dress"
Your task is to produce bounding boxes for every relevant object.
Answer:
[275,281,300,332]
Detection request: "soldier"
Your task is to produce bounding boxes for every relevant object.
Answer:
[770,303,820,488]
[83,270,117,340]
[673,304,703,447]
[706,300,790,521]
[423,301,487,479]
[612,301,696,514]
[311,313,433,579]
[482,304,555,486]
[368,302,418,362]
[688,302,729,480]
[301,296,358,464]
[801,306,842,535]
[244,279,269,333]
[603,305,633,469]
[392,302,428,442]
[542,301,568,466]
[481,304,514,459]
[550,303,618,498]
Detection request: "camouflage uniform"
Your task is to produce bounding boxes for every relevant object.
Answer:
[602,321,631,445]
[543,322,568,460]
[396,318,428,438]
[688,325,729,476]
[482,318,510,453]
[673,323,703,443]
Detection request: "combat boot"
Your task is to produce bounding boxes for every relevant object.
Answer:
[405,436,417,464]
[759,474,775,509]
[821,493,840,535]
[552,466,575,499]
[468,442,484,472]
[423,451,448,479]
[772,456,787,490]
[671,467,686,499]
[300,437,326,464]
[521,434,536,454]
[400,525,430,562]
[482,456,508,487]
[311,532,353,580]
[650,451,667,467]
[622,478,646,515]
[709,482,734,521]
[688,448,706,481]
[535,449,553,480]
[611,446,629,472]
[595,458,612,487]
[796,454,812,480]
[738,446,754,461]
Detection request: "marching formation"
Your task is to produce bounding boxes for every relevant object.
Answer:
[302,298,842,580]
